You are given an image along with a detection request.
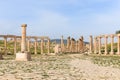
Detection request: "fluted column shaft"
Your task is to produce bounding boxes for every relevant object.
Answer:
[21,24,27,52]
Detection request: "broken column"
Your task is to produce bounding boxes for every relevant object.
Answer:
[15,24,31,61]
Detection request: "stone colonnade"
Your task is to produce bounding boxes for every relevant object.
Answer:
[0,35,50,54]
[89,34,120,55]
[61,36,84,53]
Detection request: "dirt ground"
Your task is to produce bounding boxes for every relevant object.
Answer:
[0,54,120,80]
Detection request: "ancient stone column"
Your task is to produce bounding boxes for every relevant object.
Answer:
[89,35,93,53]
[98,36,101,54]
[34,37,37,54]
[78,36,84,52]
[41,38,44,54]
[67,36,70,51]
[110,35,114,55]
[104,35,108,55]
[70,38,75,52]
[21,24,27,52]
[4,37,7,55]
[47,39,50,53]
[16,24,31,61]
[94,37,97,54]
[27,37,30,52]
[14,36,17,54]
[117,34,120,55]
[61,36,64,53]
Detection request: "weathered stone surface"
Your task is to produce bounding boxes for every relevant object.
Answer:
[54,44,60,54]
[15,52,31,61]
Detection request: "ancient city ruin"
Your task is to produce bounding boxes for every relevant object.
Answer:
[0,24,120,61]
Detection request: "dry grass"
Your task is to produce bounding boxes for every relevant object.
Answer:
[0,54,120,80]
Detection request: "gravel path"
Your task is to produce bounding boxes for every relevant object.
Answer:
[70,59,120,80]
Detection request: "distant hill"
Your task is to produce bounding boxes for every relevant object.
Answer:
[50,39,89,44]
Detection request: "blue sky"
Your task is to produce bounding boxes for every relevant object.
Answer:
[0,0,120,41]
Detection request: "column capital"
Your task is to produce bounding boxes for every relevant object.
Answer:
[21,24,27,27]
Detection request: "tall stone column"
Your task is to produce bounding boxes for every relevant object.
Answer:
[34,38,37,54]
[104,35,108,55]
[94,37,96,53]
[98,36,101,54]
[14,36,17,54]
[41,38,44,54]
[47,39,50,54]
[67,37,70,51]
[27,37,30,52]
[16,24,31,61]
[110,35,114,55]
[4,37,7,55]
[61,36,64,53]
[21,24,27,52]
[117,34,120,55]
[89,35,93,53]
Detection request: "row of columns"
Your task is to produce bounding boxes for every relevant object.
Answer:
[61,36,84,53]
[0,36,50,55]
[89,34,120,55]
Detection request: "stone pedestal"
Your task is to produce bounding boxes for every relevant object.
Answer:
[16,52,31,61]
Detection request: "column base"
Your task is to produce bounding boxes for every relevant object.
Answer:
[15,52,31,61]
